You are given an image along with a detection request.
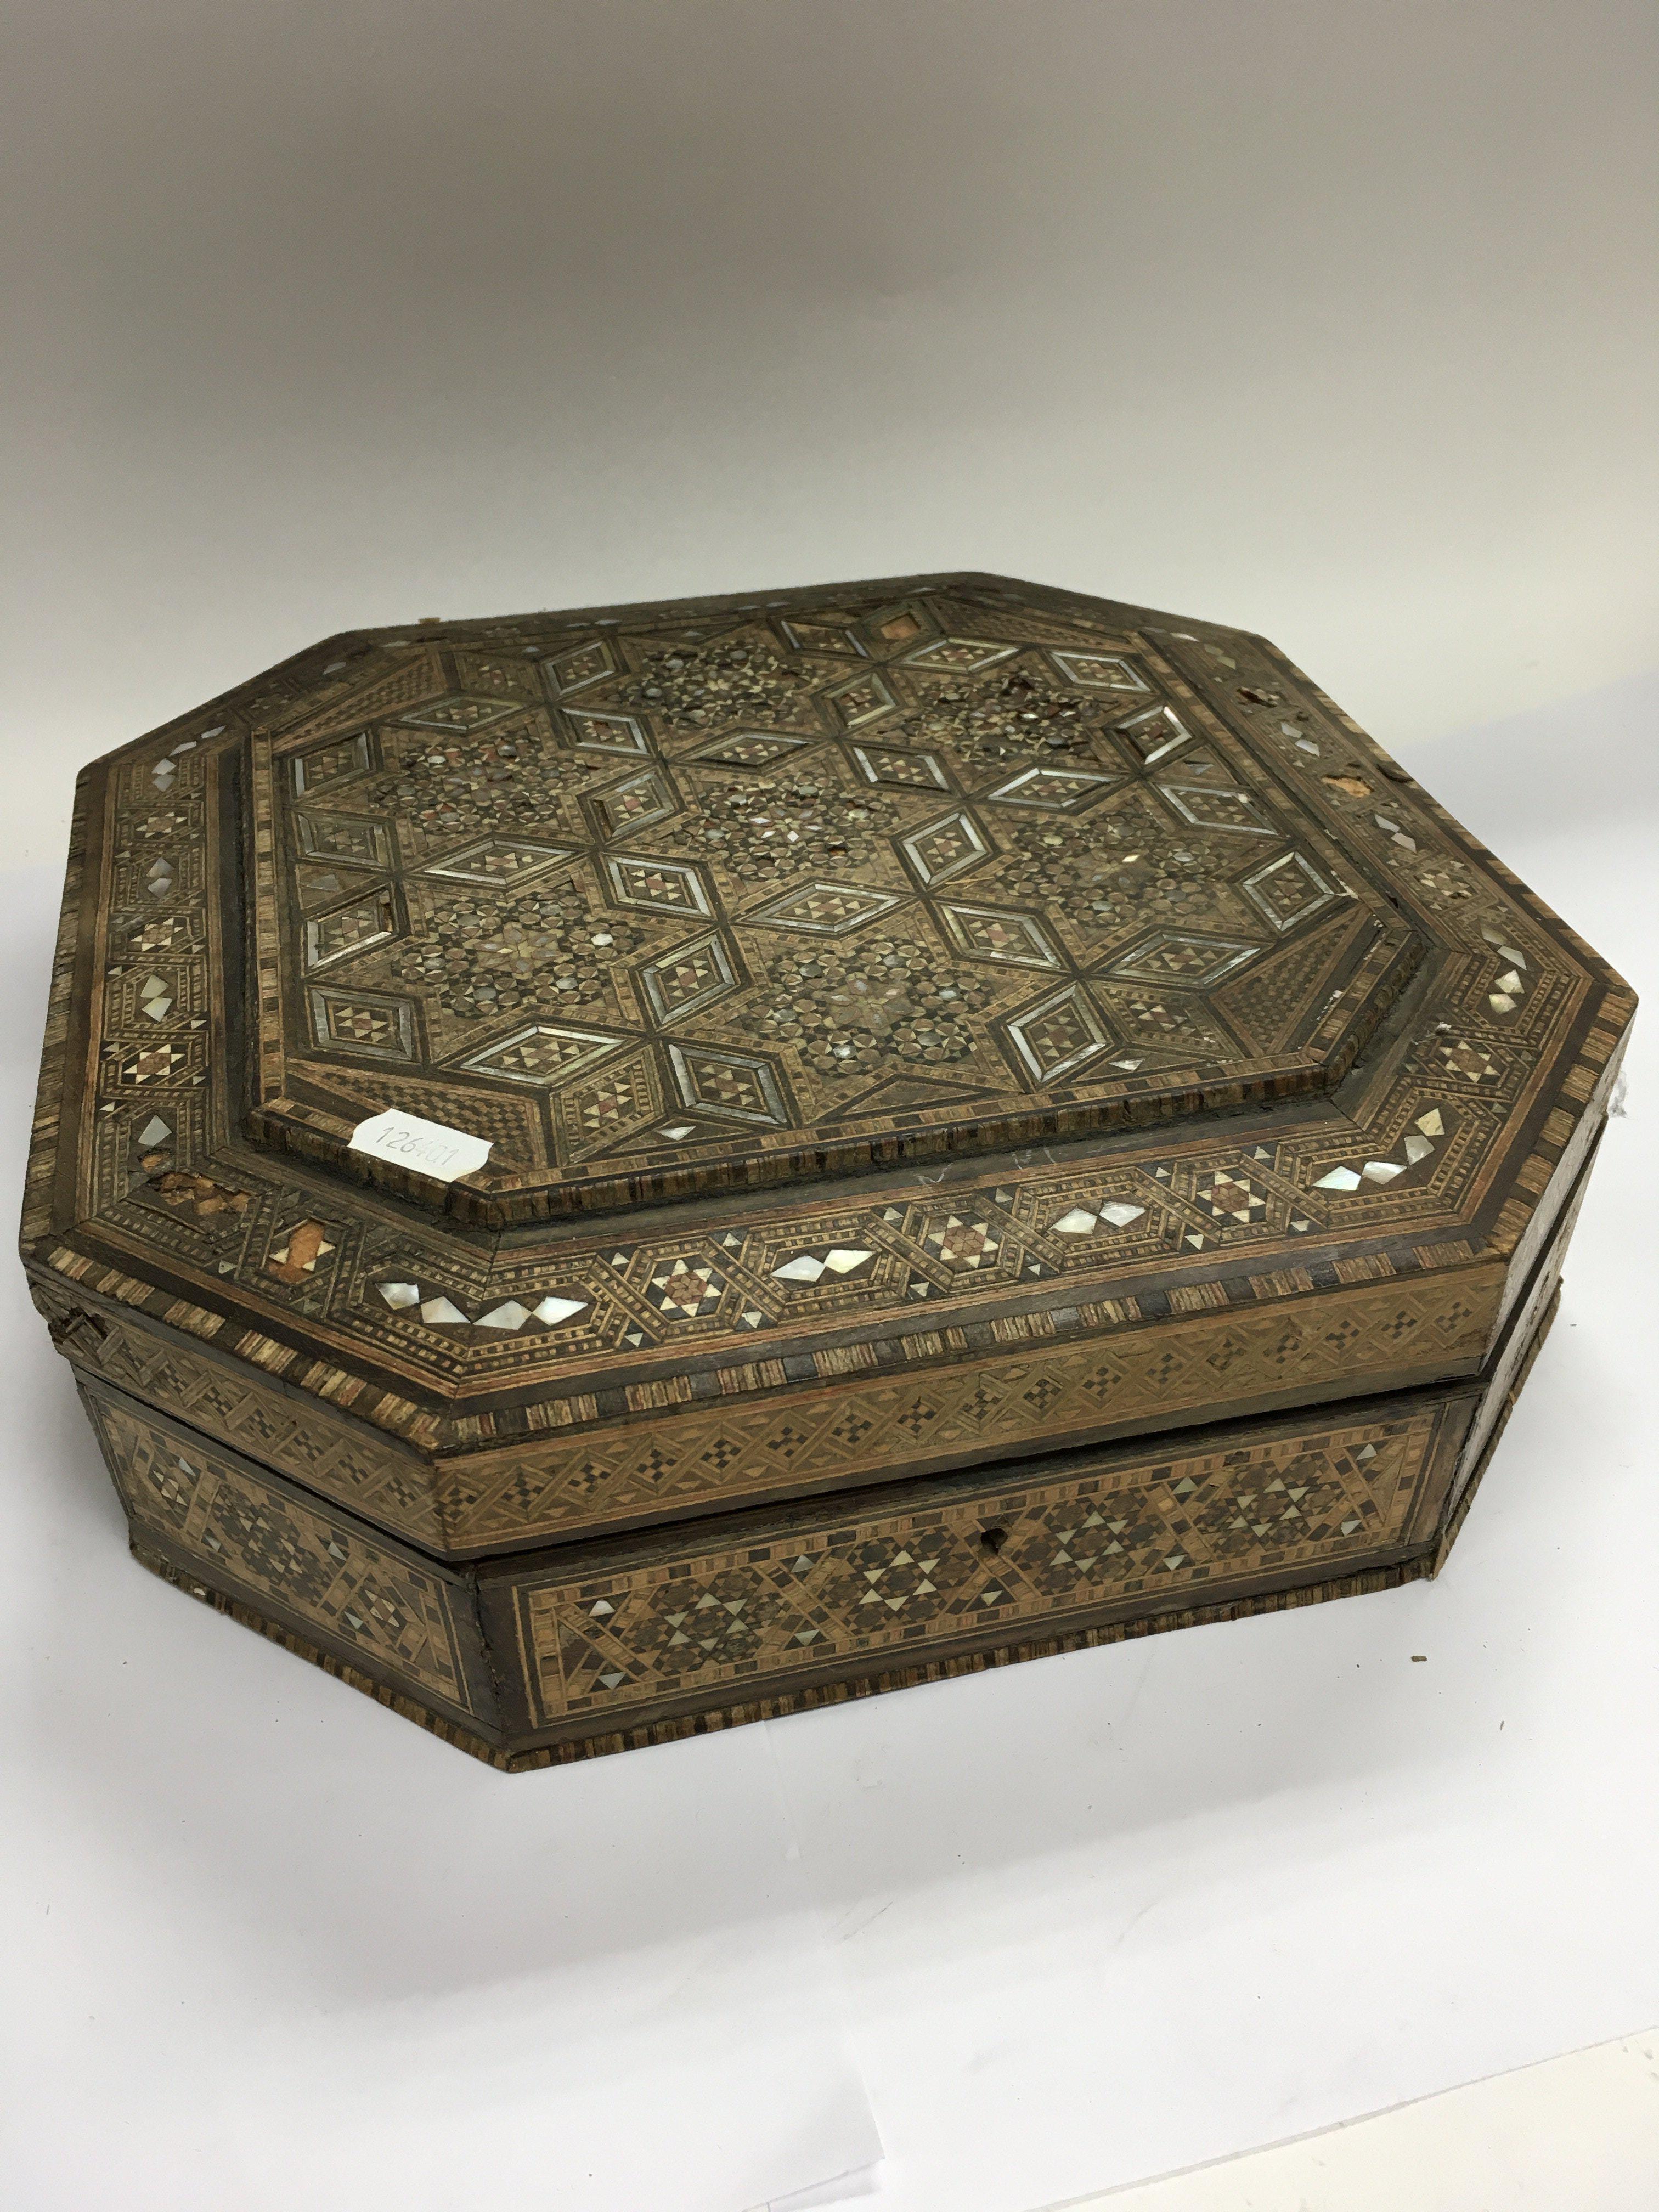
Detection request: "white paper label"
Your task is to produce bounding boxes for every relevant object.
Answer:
[348,1110,492,1183]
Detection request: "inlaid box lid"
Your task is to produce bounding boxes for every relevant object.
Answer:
[22,574,1633,1555]
[240,585,1421,1222]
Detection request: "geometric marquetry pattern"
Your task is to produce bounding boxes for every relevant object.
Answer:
[437,1268,1494,1545]
[77,1318,443,1547]
[30,567,1626,1429]
[42,1101,1521,1555]
[233,579,1440,1213]
[89,1394,477,1714]
[20,557,1630,1781]
[518,1410,1435,1723]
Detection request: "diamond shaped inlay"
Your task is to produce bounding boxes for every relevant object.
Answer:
[748,882,905,935]
[1106,933,1260,988]
[983,766,1119,811]
[295,814,391,870]
[307,986,416,1060]
[668,1045,789,1126]
[1242,850,1339,931]
[772,1247,874,1283]
[690,731,814,769]
[544,639,615,693]
[605,855,713,917]
[290,732,371,794]
[1114,704,1193,765]
[461,1023,625,1086]
[900,810,993,888]
[589,769,678,840]
[1158,781,1276,835]
[1005,985,1112,1084]
[563,709,651,754]
[777,617,866,657]
[826,671,898,727]
[476,1292,590,1330]
[902,636,1018,674]
[850,744,950,791]
[1051,1200,1147,1234]
[422,838,572,886]
[399,696,516,733]
[1049,651,1149,692]
[303,888,397,971]
[563,1054,660,1147]
[640,933,739,1022]
[939,904,1062,970]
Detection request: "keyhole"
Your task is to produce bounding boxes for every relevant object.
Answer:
[980,1526,1007,1556]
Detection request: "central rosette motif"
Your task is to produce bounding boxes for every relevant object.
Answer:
[665,771,900,883]
[612,635,812,733]
[903,665,1110,770]
[390,884,642,1022]
[754,932,996,1076]
[365,723,574,843]
[989,794,1249,944]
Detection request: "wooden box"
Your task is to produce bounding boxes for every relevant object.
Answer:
[22,574,1633,1769]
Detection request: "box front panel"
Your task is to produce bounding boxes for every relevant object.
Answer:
[493,1393,1471,1751]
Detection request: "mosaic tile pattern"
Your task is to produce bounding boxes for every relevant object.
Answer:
[21,574,1624,1769]
[21,571,1632,1453]
[516,1405,1448,1727]
[87,1391,478,1714]
[429,1266,1495,1544]
[238,582,1434,1213]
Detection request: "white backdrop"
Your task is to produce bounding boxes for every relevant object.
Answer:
[3,1,1657,869]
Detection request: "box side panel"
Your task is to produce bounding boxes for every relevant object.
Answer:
[60,1042,1588,1771]
[19,764,101,1255]
[76,1373,503,1745]
[47,1300,444,1550]
[1442,1132,1594,1528]
[70,1210,1571,1771]
[471,1112,1587,1764]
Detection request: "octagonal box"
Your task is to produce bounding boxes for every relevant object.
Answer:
[22,573,1633,1769]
